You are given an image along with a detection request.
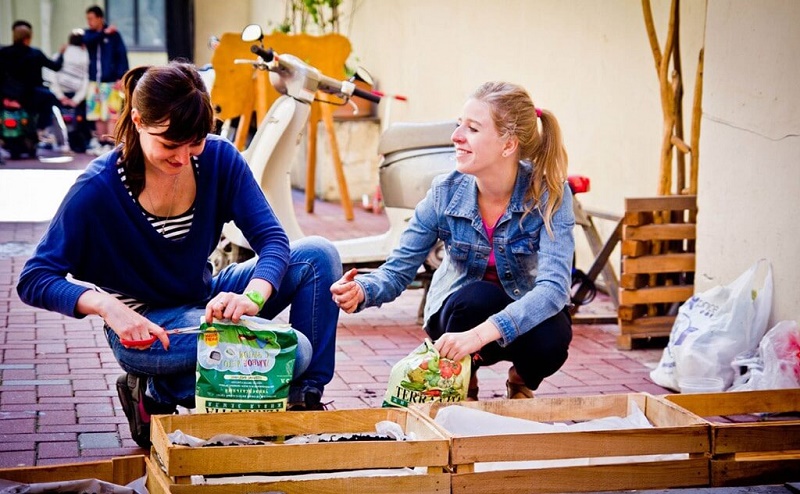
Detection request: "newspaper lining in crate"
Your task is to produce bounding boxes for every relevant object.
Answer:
[411,393,710,494]
[149,407,450,493]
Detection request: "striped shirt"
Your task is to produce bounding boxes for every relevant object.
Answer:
[103,159,200,310]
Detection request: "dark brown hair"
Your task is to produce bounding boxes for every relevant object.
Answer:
[115,62,214,196]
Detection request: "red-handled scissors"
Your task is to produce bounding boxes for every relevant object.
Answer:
[120,326,204,347]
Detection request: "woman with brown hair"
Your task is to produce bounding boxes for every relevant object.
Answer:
[18,61,341,448]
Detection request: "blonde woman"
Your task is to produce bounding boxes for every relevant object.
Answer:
[331,82,574,400]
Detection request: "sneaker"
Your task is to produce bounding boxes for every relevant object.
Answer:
[287,387,328,411]
[87,143,113,156]
[116,373,176,448]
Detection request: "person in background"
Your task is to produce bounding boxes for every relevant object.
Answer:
[0,21,64,138]
[331,81,575,401]
[17,61,341,449]
[46,29,90,152]
[83,5,128,155]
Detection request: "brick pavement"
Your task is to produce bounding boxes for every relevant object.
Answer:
[0,155,671,467]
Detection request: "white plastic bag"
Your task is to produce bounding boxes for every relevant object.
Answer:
[730,320,800,391]
[650,259,773,392]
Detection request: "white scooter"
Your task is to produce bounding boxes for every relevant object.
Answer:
[212,25,456,281]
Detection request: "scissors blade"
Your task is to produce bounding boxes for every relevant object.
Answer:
[165,326,204,335]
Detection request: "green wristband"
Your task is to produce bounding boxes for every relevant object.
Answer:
[245,290,265,311]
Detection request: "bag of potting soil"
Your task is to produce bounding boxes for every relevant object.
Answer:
[196,316,297,413]
[383,339,471,408]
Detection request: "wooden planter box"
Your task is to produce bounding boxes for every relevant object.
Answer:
[618,194,697,349]
[666,389,800,487]
[412,393,710,494]
[149,408,450,493]
[0,455,147,488]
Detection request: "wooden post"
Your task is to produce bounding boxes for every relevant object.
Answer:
[320,100,354,220]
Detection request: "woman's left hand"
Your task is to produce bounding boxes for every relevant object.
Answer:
[205,292,259,324]
[434,331,484,362]
[434,322,501,362]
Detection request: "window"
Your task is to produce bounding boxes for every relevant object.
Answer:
[106,0,166,51]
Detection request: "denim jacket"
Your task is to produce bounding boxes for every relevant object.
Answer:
[356,161,575,346]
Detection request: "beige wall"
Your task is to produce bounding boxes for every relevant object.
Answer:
[240,1,798,324]
[193,0,251,67]
[697,0,799,325]
[244,0,706,272]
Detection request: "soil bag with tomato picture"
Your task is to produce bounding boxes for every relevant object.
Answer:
[383,339,471,407]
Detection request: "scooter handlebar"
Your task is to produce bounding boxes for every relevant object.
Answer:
[250,45,274,62]
[352,86,381,104]
[249,45,381,104]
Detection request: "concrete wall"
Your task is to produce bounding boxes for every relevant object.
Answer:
[697,0,799,325]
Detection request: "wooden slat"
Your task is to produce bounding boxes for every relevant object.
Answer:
[711,457,800,487]
[620,273,649,289]
[621,240,650,257]
[625,195,697,212]
[714,424,800,454]
[619,285,693,305]
[451,459,709,493]
[619,316,676,336]
[618,305,647,322]
[622,211,654,226]
[624,223,696,241]
[0,456,146,485]
[623,253,695,274]
[666,389,800,417]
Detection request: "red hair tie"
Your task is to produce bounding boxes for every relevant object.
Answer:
[535,108,543,118]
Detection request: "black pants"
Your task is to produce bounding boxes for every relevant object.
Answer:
[29,87,59,130]
[426,281,572,390]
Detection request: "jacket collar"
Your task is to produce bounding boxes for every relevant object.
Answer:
[444,161,533,222]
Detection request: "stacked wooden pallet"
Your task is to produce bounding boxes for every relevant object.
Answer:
[617,195,697,349]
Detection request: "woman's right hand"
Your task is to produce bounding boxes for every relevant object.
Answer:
[76,291,169,350]
[330,268,364,313]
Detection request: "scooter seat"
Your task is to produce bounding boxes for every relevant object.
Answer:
[378,121,456,156]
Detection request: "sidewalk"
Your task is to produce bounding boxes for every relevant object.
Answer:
[0,155,671,467]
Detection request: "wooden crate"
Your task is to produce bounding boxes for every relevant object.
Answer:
[0,455,146,487]
[412,393,710,494]
[617,194,697,349]
[666,389,800,487]
[149,408,450,493]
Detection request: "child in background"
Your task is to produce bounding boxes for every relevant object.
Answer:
[46,30,90,152]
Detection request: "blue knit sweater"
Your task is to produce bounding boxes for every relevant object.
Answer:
[17,135,290,317]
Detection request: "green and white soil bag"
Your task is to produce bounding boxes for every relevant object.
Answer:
[196,316,297,412]
[383,338,471,407]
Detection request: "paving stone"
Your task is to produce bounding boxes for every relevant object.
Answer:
[37,441,79,459]
[78,432,120,449]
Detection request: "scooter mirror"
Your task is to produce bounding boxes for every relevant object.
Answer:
[353,67,374,86]
[241,24,263,43]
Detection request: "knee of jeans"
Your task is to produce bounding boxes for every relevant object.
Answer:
[294,236,342,278]
[293,330,312,378]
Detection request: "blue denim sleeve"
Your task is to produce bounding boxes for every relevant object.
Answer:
[489,184,575,346]
[355,182,441,310]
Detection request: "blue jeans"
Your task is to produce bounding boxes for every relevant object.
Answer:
[105,236,342,407]
[426,280,572,390]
